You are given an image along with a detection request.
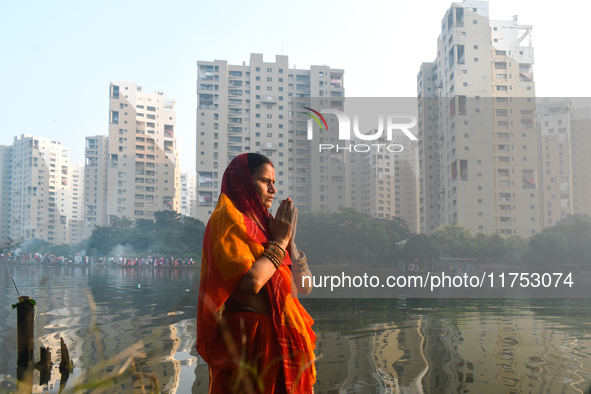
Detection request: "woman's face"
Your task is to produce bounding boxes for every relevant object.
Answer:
[252,163,276,209]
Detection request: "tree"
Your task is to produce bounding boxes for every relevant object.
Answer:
[527,229,568,267]
[475,231,506,261]
[402,233,438,264]
[154,211,181,229]
[504,235,527,263]
[556,213,591,227]
[430,222,477,258]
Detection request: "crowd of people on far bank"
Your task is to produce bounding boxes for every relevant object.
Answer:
[0,252,196,267]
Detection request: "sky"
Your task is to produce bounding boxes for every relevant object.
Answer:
[1,0,589,173]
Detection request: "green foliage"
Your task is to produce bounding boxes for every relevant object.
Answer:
[504,235,528,263]
[474,231,506,261]
[84,212,205,258]
[526,214,591,267]
[297,208,410,266]
[402,234,438,264]
[15,208,590,269]
[47,244,75,256]
[430,222,477,257]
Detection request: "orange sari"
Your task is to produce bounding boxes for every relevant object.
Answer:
[197,154,316,393]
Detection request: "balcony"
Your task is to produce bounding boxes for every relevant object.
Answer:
[261,143,277,151]
[260,95,277,103]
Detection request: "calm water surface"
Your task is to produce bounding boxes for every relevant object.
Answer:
[1,264,591,393]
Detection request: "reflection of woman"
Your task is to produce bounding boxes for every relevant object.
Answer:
[197,153,315,393]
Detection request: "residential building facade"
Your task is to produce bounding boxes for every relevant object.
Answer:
[84,82,181,231]
[195,54,345,221]
[418,1,538,237]
[180,172,197,218]
[0,135,83,246]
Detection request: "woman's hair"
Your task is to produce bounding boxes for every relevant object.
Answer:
[247,153,274,175]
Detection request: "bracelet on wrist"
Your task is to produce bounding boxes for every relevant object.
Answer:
[264,241,286,269]
[268,240,286,255]
[294,250,306,263]
[292,250,308,274]
[294,263,309,275]
[294,251,306,268]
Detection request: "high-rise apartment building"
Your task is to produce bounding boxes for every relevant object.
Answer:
[418,1,538,237]
[84,82,181,230]
[570,104,591,217]
[66,164,85,244]
[180,172,197,218]
[195,54,344,221]
[0,146,13,247]
[84,135,109,234]
[0,135,83,247]
[344,133,418,232]
[537,99,574,227]
[537,98,591,227]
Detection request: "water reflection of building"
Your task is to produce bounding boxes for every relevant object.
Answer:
[314,321,430,393]
[313,312,591,393]
[1,266,198,394]
[198,312,591,394]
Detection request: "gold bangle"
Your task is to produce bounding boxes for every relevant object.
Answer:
[294,263,309,275]
[268,241,286,256]
[294,250,306,263]
[263,246,284,269]
[294,251,307,269]
[267,245,285,263]
[263,250,281,268]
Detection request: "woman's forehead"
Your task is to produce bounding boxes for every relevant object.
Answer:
[256,163,275,178]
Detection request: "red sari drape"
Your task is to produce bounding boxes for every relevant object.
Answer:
[197,154,316,393]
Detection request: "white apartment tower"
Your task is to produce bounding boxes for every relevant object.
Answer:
[180,172,197,218]
[0,146,13,247]
[537,99,574,227]
[537,98,591,227]
[66,164,85,244]
[84,135,109,234]
[0,135,83,246]
[195,54,344,221]
[570,104,591,217]
[418,1,538,237]
[84,82,181,229]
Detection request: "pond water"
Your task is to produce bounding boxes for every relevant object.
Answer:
[1,264,591,393]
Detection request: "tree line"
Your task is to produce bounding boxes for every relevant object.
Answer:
[6,209,591,269]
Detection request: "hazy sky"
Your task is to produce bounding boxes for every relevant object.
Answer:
[1,0,589,173]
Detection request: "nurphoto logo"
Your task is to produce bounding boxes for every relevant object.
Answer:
[306,107,417,153]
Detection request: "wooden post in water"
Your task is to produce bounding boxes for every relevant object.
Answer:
[59,337,73,393]
[15,295,35,392]
[36,346,52,385]
[16,296,34,368]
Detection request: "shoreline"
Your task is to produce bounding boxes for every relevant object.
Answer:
[0,260,200,268]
